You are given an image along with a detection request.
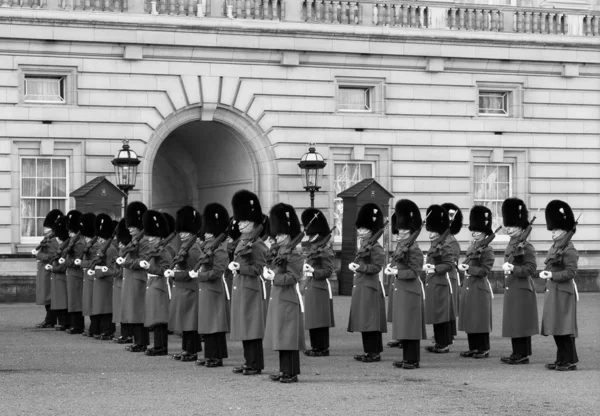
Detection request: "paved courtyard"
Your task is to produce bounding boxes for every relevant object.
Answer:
[1,294,598,416]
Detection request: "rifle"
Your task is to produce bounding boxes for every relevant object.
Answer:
[86,226,120,273]
[191,222,235,272]
[143,232,177,263]
[169,229,203,269]
[353,220,390,263]
[235,216,268,258]
[35,235,52,252]
[271,213,319,267]
[120,230,146,257]
[306,226,337,258]
[463,226,503,264]
[506,208,540,264]
[544,213,581,271]
[79,236,98,262]
[426,215,456,257]
[391,224,427,264]
[48,238,70,266]
[58,231,81,263]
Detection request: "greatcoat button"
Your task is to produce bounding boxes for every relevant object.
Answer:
[233,286,237,289]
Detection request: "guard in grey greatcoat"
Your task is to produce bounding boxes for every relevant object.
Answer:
[78,213,98,338]
[424,205,456,354]
[140,210,172,357]
[500,198,539,365]
[385,200,426,370]
[63,210,86,334]
[441,202,463,337]
[264,203,305,383]
[386,214,402,349]
[112,220,132,344]
[47,216,70,330]
[458,206,495,359]
[191,203,231,368]
[301,208,335,358]
[229,190,268,376]
[539,200,579,371]
[348,203,387,363]
[33,209,63,328]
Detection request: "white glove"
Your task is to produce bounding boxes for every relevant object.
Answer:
[228,261,240,271]
[164,269,175,278]
[539,271,552,279]
[458,264,469,272]
[189,270,199,279]
[139,260,150,270]
[58,258,66,264]
[424,263,435,274]
[74,258,82,266]
[348,262,359,272]
[263,267,275,281]
[101,266,108,273]
[384,264,398,276]
[45,264,53,271]
[87,269,95,276]
[502,262,514,273]
[116,257,125,265]
[31,249,38,255]
[303,263,314,273]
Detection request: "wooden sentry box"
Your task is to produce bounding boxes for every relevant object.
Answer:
[70,176,125,219]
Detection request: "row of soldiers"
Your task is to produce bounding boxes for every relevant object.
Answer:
[33,191,580,383]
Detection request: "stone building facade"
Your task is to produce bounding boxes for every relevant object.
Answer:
[0,1,598,289]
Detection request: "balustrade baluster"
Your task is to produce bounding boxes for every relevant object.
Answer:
[315,0,321,22]
[189,0,196,16]
[464,8,472,30]
[490,9,498,31]
[473,9,480,31]
[593,16,599,36]
[323,0,330,23]
[549,13,556,34]
[178,0,184,15]
[447,8,454,30]
[456,8,463,30]
[21,0,30,8]
[390,4,397,27]
[114,0,120,12]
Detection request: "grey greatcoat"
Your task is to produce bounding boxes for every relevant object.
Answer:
[120,237,152,324]
[144,248,172,328]
[111,246,124,324]
[196,240,230,335]
[303,243,335,330]
[169,242,202,332]
[65,235,86,313]
[424,238,455,325]
[36,238,58,306]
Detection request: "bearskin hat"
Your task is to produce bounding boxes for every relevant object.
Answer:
[125,201,147,230]
[468,205,493,235]
[301,208,330,237]
[395,199,422,233]
[54,216,69,242]
[66,210,82,233]
[232,190,263,224]
[95,214,114,240]
[260,214,271,241]
[390,213,398,235]
[426,205,449,235]
[143,210,169,238]
[202,203,230,236]
[79,213,96,238]
[442,202,463,235]
[269,203,301,238]
[175,205,201,234]
[228,219,241,241]
[43,209,63,229]
[545,200,575,231]
[163,213,175,235]
[502,198,529,229]
[355,203,385,234]
[116,219,131,246]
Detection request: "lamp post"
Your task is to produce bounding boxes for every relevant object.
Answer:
[298,143,326,208]
[111,140,140,216]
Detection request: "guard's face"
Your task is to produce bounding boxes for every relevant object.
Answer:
[69,231,76,238]
[239,221,253,234]
[551,229,566,240]
[471,231,485,242]
[505,226,522,237]
[275,234,290,245]
[43,227,53,237]
[396,229,410,241]
[97,237,106,244]
[128,227,140,238]
[204,233,214,241]
[429,232,440,240]
[148,236,159,245]
[57,238,64,244]
[309,234,319,242]
[226,236,234,243]
[357,228,371,239]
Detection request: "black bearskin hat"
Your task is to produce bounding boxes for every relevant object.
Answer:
[391,213,398,235]
[228,219,241,241]
[545,200,575,231]
[355,203,384,234]
[301,208,330,237]
[426,205,449,235]
[442,202,463,235]
[269,203,301,238]
[43,209,63,229]
[66,210,82,233]
[95,214,114,240]
[468,205,493,235]
[202,203,230,236]
[79,213,96,238]
[143,210,169,238]
[502,198,529,229]
[54,216,69,242]
[395,199,422,234]
[232,190,263,224]
[175,205,201,234]
[126,201,147,230]
[163,213,175,235]
[116,219,131,246]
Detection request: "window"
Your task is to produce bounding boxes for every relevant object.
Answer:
[339,87,371,112]
[478,91,508,116]
[333,162,373,242]
[473,164,511,237]
[24,76,65,104]
[21,158,69,240]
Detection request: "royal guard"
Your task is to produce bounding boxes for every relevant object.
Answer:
[78,213,98,338]
[347,203,387,363]
[190,203,231,368]
[112,219,132,344]
[33,209,63,329]
[140,210,172,357]
[46,216,70,331]
[63,210,85,334]
[540,200,579,371]
[117,201,151,353]
[228,190,268,376]
[224,219,241,296]
[167,205,203,362]
[441,202,463,337]
[386,213,401,349]
[457,206,495,359]
[385,200,426,370]
[301,207,335,358]
[88,214,117,340]
[424,205,456,354]
[263,203,305,383]
[500,198,539,365]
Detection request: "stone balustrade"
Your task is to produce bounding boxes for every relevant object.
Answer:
[447,7,503,31]
[302,1,361,24]
[223,0,284,20]
[513,10,567,34]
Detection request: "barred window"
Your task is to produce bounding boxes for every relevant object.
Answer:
[473,164,511,235]
[333,162,373,242]
[24,76,66,104]
[478,91,509,116]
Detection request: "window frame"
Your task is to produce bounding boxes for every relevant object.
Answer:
[20,156,70,244]
[18,65,77,106]
[338,86,372,113]
[24,76,66,104]
[475,81,523,119]
[335,77,385,114]
[478,91,509,116]
[472,163,512,243]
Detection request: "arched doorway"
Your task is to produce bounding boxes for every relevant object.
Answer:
[143,105,275,216]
